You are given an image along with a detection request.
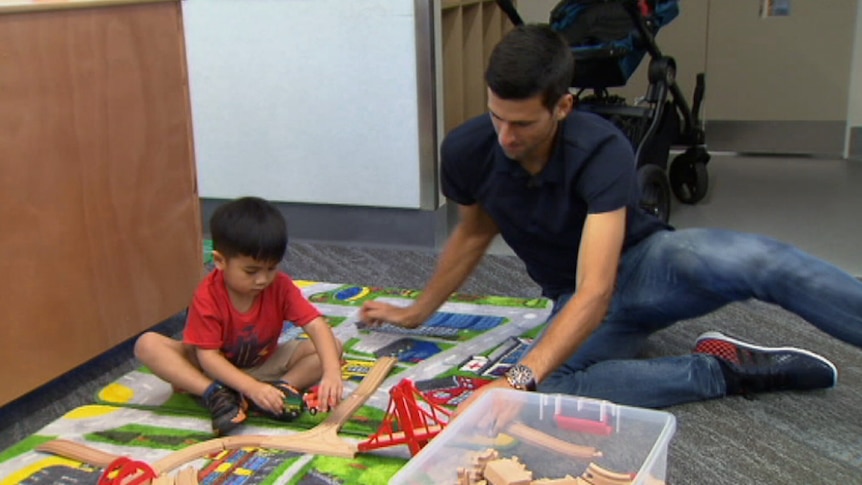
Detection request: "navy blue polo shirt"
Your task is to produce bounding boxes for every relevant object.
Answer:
[441,110,671,299]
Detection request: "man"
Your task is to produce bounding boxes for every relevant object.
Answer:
[361,24,862,410]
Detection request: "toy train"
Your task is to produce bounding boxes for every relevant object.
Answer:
[280,385,323,419]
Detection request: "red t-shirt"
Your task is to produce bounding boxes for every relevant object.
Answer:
[183,270,321,368]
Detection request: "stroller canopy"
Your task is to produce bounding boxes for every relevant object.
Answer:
[551,0,680,87]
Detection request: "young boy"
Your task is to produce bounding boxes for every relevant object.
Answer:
[134,197,343,435]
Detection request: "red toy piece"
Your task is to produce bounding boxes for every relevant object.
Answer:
[553,414,614,436]
[98,456,158,485]
[303,386,322,415]
[358,378,452,456]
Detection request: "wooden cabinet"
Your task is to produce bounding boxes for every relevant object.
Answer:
[441,0,516,134]
[0,0,201,406]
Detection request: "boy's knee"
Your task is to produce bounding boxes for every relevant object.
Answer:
[133,332,156,360]
[134,332,181,364]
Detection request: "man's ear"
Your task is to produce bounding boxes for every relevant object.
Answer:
[556,93,574,120]
[212,250,227,270]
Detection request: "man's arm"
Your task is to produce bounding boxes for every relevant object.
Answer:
[520,207,627,383]
[361,203,500,327]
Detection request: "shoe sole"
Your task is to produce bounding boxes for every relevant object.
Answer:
[695,331,838,387]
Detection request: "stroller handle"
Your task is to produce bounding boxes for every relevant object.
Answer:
[495,0,524,26]
[497,0,646,29]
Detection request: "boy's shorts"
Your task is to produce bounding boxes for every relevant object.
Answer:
[243,340,302,382]
[183,340,302,384]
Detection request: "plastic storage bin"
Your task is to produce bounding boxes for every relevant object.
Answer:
[390,389,676,485]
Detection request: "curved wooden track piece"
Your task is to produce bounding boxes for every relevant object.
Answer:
[582,462,634,485]
[153,356,398,473]
[36,439,119,468]
[585,462,634,481]
[151,436,262,475]
[36,357,398,480]
[175,466,199,485]
[259,355,397,457]
[151,475,174,485]
[506,422,602,459]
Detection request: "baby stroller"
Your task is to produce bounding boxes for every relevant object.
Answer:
[495,0,710,222]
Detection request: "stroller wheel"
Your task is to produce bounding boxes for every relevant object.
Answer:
[669,152,709,204]
[637,164,671,223]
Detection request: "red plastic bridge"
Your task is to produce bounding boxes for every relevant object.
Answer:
[357,379,452,456]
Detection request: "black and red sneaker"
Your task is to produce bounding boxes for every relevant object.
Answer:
[693,331,838,396]
[202,382,248,435]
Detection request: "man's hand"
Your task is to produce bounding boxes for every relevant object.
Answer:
[360,301,425,329]
[454,378,524,434]
[245,381,287,415]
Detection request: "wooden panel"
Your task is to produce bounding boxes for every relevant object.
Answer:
[440,1,513,134]
[442,7,464,134]
[501,3,515,35]
[482,1,502,66]
[0,0,174,15]
[462,4,485,120]
[0,1,201,405]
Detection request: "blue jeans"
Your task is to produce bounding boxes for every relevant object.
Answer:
[535,228,862,408]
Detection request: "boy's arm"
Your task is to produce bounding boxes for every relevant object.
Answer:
[196,348,259,393]
[302,316,344,409]
[196,347,285,414]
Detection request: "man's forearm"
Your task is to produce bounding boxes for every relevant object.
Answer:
[410,225,495,321]
[520,288,612,383]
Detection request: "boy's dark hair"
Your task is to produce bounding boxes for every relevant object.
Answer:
[485,24,574,110]
[210,197,287,262]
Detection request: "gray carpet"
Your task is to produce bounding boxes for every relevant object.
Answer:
[1,240,860,484]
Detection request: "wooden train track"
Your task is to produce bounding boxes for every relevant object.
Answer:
[506,421,602,459]
[458,450,650,485]
[36,356,398,483]
[36,438,118,468]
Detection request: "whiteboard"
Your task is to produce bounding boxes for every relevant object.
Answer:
[182,0,424,208]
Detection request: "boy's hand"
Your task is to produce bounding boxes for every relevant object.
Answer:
[246,381,286,415]
[360,301,424,329]
[314,370,344,412]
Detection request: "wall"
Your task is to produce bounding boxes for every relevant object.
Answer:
[706,1,853,122]
[516,0,556,23]
[187,1,525,248]
[183,0,434,209]
[848,0,862,160]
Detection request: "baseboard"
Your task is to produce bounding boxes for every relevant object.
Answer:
[200,199,451,249]
[705,120,846,157]
[848,126,862,161]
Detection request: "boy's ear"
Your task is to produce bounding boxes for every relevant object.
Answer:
[212,250,227,270]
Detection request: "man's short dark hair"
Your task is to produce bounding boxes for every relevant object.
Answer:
[210,197,287,262]
[485,24,574,110]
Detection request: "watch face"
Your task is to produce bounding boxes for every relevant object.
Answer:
[507,364,536,391]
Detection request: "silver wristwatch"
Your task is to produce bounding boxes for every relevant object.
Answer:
[505,363,537,391]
